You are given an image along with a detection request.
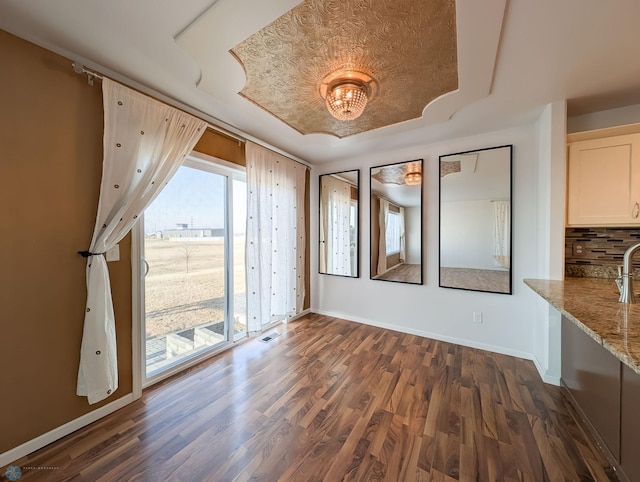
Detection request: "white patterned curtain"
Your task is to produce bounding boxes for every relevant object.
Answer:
[77,79,206,404]
[319,175,352,276]
[399,206,406,263]
[246,142,306,334]
[493,200,511,269]
[377,198,389,275]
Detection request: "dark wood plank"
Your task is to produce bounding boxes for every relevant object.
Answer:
[8,314,617,481]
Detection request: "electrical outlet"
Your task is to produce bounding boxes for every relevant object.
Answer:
[572,242,585,256]
[473,312,483,323]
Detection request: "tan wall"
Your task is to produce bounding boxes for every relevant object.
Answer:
[370,195,402,276]
[0,30,132,453]
[387,252,401,268]
[194,129,246,166]
[0,29,312,454]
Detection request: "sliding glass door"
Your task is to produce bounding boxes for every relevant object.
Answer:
[139,158,246,383]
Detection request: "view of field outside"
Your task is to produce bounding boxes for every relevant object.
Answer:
[143,164,247,375]
[144,237,247,337]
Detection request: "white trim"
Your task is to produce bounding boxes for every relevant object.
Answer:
[137,158,249,389]
[187,151,247,176]
[143,341,234,388]
[566,121,640,142]
[532,355,561,386]
[131,225,143,400]
[288,308,312,322]
[225,164,235,344]
[0,394,133,467]
[188,151,246,174]
[312,309,535,362]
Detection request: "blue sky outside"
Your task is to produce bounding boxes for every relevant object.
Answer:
[144,165,246,234]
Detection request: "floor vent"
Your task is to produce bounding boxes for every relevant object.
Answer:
[259,332,281,343]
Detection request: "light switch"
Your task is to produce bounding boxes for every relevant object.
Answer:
[106,244,120,262]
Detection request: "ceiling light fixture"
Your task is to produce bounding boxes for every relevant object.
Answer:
[404,162,422,185]
[404,172,422,185]
[320,70,377,122]
[325,80,368,121]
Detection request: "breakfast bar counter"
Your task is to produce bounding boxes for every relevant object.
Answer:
[526,277,640,480]
[524,277,640,375]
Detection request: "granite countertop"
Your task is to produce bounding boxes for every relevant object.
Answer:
[524,277,640,375]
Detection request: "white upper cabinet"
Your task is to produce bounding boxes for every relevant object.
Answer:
[567,133,640,226]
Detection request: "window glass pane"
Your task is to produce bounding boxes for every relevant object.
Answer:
[143,166,227,377]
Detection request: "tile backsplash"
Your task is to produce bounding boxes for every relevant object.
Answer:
[565,227,640,278]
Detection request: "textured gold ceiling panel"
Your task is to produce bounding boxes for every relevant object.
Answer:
[440,160,461,177]
[231,0,458,138]
[372,162,422,185]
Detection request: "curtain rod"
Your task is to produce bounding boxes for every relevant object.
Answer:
[72,63,247,148]
[71,63,312,170]
[323,173,358,188]
[373,192,400,208]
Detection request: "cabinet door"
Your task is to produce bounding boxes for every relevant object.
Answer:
[567,133,640,226]
[621,364,640,482]
[561,317,621,459]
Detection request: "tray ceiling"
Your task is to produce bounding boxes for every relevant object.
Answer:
[4,1,640,163]
[230,0,458,138]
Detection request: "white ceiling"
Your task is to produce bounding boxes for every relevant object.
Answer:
[2,0,640,165]
[440,147,511,203]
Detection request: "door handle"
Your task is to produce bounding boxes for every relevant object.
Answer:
[142,259,150,277]
[633,202,640,219]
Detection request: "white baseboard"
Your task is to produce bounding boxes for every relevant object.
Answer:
[312,309,536,365]
[532,355,561,386]
[0,393,133,468]
[286,308,312,323]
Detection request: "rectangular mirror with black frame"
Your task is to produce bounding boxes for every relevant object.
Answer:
[319,170,360,277]
[439,145,512,294]
[370,159,423,285]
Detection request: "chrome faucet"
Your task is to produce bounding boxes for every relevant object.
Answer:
[619,242,640,304]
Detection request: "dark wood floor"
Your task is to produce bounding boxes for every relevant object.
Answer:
[12,314,616,481]
[377,264,422,284]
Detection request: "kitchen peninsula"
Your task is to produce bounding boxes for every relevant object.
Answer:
[525,277,640,482]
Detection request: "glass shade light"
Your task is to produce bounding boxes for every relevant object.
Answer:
[404,162,422,185]
[404,172,422,185]
[325,80,369,121]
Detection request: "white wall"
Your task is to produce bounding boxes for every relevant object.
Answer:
[440,200,496,270]
[532,101,567,384]
[312,123,543,361]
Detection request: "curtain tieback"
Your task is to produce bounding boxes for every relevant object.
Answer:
[78,251,103,258]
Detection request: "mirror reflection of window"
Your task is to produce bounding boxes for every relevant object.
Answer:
[385,211,401,255]
[349,200,358,274]
[493,200,511,269]
[370,159,423,285]
[319,170,359,278]
[439,145,512,294]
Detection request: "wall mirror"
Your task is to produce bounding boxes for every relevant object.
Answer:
[319,170,360,277]
[370,159,423,285]
[439,145,512,294]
